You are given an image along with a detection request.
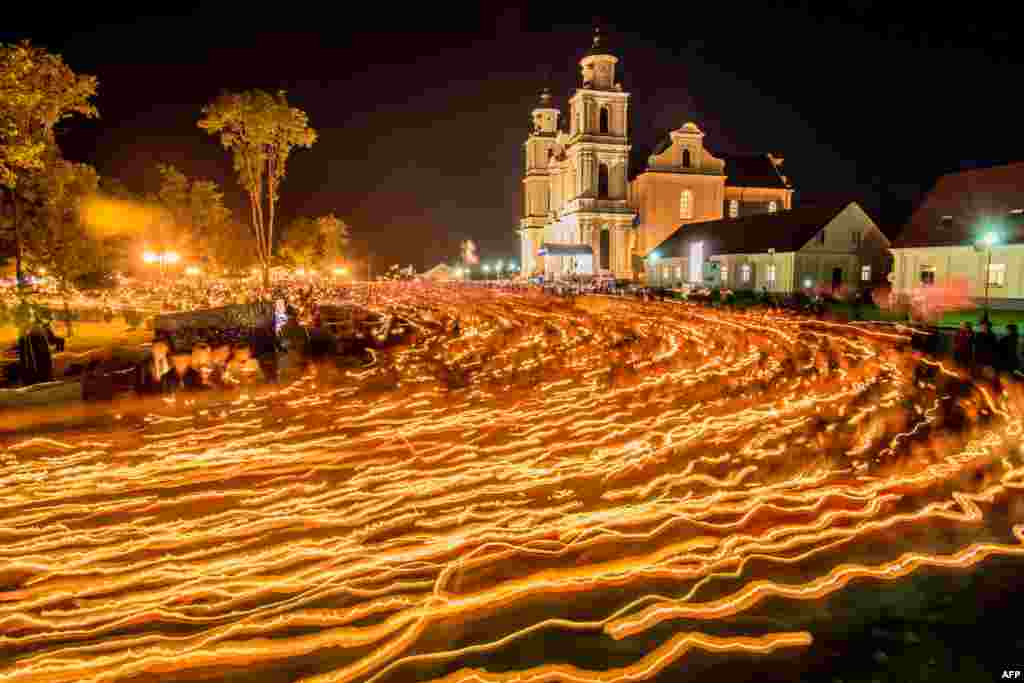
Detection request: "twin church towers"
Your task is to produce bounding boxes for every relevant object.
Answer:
[518,29,795,280]
[519,29,636,279]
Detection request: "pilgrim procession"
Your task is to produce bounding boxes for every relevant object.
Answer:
[5,21,1024,683]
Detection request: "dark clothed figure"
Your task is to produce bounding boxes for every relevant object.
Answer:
[17,327,53,386]
[953,322,974,367]
[44,324,65,352]
[162,353,201,394]
[162,367,201,394]
[999,324,1020,373]
[974,322,998,369]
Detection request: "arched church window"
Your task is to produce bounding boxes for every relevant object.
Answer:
[600,228,611,270]
[599,107,609,134]
[598,164,610,199]
[679,189,693,220]
[682,148,692,168]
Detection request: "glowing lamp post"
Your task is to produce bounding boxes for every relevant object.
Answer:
[143,250,180,283]
[977,231,1000,323]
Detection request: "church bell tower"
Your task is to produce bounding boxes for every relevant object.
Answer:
[519,89,559,276]
[561,27,636,277]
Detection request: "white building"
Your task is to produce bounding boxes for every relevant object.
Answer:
[890,162,1024,305]
[518,30,637,280]
[518,30,795,283]
[645,201,890,293]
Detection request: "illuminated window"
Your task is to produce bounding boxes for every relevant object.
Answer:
[1011,209,1023,215]
[689,241,704,282]
[741,264,751,283]
[766,264,776,286]
[768,200,778,213]
[682,148,692,168]
[988,263,1006,286]
[720,264,728,282]
[861,265,871,281]
[728,199,738,218]
[920,266,936,285]
[803,278,813,289]
[663,265,671,280]
[599,107,609,134]
[680,190,693,220]
[675,266,682,280]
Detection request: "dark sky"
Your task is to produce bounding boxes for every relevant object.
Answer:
[4,2,1022,271]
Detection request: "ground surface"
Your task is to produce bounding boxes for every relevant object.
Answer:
[1,286,1023,683]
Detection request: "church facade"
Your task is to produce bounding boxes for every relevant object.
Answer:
[519,32,794,281]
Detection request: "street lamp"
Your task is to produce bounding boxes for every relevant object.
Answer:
[977,230,1000,322]
[143,249,180,282]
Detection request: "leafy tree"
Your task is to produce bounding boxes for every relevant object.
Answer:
[148,163,233,266]
[23,160,102,335]
[278,216,319,269]
[315,213,350,267]
[279,213,351,271]
[0,41,97,286]
[207,219,257,273]
[198,90,316,286]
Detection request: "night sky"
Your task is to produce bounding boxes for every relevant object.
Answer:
[4,3,1022,272]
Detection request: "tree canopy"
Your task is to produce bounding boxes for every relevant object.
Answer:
[279,213,351,271]
[1,40,97,287]
[0,40,97,190]
[198,89,316,285]
[23,160,102,289]
[148,163,233,263]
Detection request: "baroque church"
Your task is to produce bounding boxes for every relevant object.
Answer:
[519,30,794,281]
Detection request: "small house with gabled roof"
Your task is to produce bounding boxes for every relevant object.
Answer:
[645,201,889,293]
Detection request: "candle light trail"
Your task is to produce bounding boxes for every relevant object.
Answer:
[0,285,1022,682]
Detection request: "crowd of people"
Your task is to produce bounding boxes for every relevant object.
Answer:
[953,320,1020,374]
